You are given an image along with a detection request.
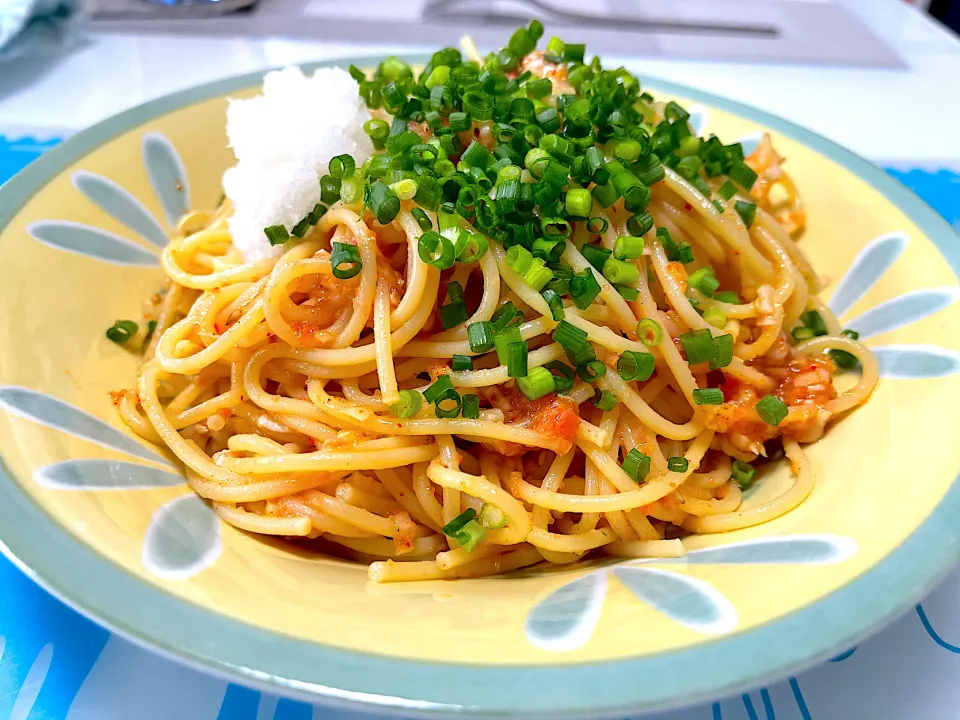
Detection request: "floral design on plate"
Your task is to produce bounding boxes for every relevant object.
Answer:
[26,132,186,265]
[0,386,220,581]
[525,534,857,651]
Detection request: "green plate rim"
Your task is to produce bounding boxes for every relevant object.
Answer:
[1,56,959,719]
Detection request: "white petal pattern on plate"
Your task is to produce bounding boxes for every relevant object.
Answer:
[35,459,184,490]
[736,132,763,158]
[0,386,170,466]
[828,232,908,318]
[72,171,168,248]
[688,106,708,136]
[142,494,222,581]
[872,344,960,379]
[845,287,960,340]
[9,643,53,720]
[142,132,190,227]
[681,534,857,565]
[524,572,607,652]
[27,221,159,266]
[612,566,738,635]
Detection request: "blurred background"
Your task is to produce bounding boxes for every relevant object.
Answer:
[0,1,959,719]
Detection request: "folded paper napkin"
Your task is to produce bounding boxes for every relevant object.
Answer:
[0,0,82,60]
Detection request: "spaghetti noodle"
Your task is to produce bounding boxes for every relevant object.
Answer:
[107,26,877,582]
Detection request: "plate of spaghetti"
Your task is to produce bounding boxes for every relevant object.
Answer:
[1,23,959,719]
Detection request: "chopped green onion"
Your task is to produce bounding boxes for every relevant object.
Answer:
[728,162,758,191]
[621,448,652,483]
[587,216,608,235]
[369,180,401,224]
[565,188,593,218]
[830,349,860,369]
[541,217,572,239]
[340,175,364,205]
[637,318,663,347]
[667,457,689,473]
[390,178,418,201]
[545,361,575,395]
[461,393,481,420]
[734,200,756,227]
[717,180,737,201]
[434,388,462,418]
[731,459,755,487]
[440,302,468,329]
[442,508,477,536]
[506,245,534,274]
[106,320,138,345]
[320,175,342,205]
[478,502,507,529]
[791,326,815,342]
[505,341,529,378]
[614,235,644,260]
[411,208,432,232]
[453,519,487,552]
[329,154,356,179]
[423,376,454,404]
[841,329,860,340]
[581,244,612,271]
[363,119,390,148]
[713,290,739,304]
[689,267,720,297]
[491,302,521,332]
[467,321,495,353]
[591,388,618,411]
[525,259,555,291]
[693,388,724,405]
[264,224,289,246]
[517,366,555,400]
[452,354,473,372]
[457,231,488,263]
[291,218,311,238]
[626,213,654,238]
[532,237,565,263]
[330,242,362,279]
[801,310,828,337]
[602,257,640,286]
[680,328,715,365]
[565,341,596,367]
[494,325,523,365]
[570,268,602,309]
[755,395,788,426]
[418,231,456,269]
[703,307,728,329]
[448,111,470,132]
[617,350,656,382]
[577,359,607,383]
[542,289,565,321]
[389,390,423,419]
[616,285,639,301]
[552,320,588,353]
[711,334,734,369]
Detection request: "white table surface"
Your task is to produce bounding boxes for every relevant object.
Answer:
[0,0,958,164]
[1,2,960,719]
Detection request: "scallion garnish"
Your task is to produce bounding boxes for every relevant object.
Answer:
[680,328,715,365]
[452,354,473,372]
[389,390,423,419]
[264,224,289,246]
[617,350,655,382]
[517,366,555,400]
[461,393,481,420]
[636,318,663,347]
[569,268,602,309]
[756,395,788,426]
[106,320,138,345]
[330,242,362,279]
[731,459,755,487]
[621,448,651,483]
[467,321,495,353]
[577,359,607,383]
[692,388,724,405]
[667,457,689,473]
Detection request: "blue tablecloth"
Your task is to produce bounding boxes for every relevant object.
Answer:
[2,135,959,720]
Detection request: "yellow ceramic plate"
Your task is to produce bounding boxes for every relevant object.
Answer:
[0,60,959,719]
